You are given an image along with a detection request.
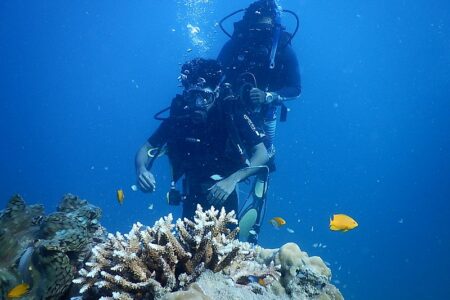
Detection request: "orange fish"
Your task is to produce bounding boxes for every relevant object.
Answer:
[257,277,267,287]
[7,283,30,299]
[269,217,286,228]
[117,189,124,205]
[329,214,358,232]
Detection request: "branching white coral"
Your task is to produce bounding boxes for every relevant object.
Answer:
[73,204,265,299]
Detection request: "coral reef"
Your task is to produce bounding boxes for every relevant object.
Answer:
[164,270,284,300]
[162,282,210,300]
[74,205,343,300]
[257,243,343,299]
[0,195,44,269]
[0,194,104,299]
[73,205,262,299]
[1,194,343,300]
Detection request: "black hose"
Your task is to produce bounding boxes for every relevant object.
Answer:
[219,9,245,38]
[283,9,300,45]
[153,106,171,120]
[219,8,299,43]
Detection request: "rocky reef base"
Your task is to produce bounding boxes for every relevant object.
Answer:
[0,194,343,300]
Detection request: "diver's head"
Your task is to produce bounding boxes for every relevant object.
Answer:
[179,58,222,123]
[242,0,280,41]
[184,87,217,124]
[180,58,222,90]
[185,86,216,110]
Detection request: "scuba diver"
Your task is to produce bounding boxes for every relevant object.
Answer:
[217,0,301,243]
[135,58,269,221]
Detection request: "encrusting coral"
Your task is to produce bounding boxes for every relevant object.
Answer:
[0,194,104,299]
[73,204,267,299]
[0,195,44,270]
[256,243,342,300]
[30,194,104,298]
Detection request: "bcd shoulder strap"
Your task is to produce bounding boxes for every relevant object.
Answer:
[220,96,248,165]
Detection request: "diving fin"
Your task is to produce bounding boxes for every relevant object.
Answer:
[238,208,258,242]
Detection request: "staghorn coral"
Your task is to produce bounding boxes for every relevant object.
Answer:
[74,205,271,299]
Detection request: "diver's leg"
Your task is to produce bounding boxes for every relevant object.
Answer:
[238,108,277,243]
[238,175,268,244]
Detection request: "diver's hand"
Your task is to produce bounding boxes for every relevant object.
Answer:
[250,88,267,105]
[207,176,238,207]
[137,170,156,192]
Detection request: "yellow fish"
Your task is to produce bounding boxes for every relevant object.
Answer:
[7,283,30,298]
[269,217,286,228]
[257,277,267,287]
[117,189,124,205]
[329,214,358,232]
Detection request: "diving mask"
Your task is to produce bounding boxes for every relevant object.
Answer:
[248,24,274,43]
[251,16,274,29]
[185,87,216,109]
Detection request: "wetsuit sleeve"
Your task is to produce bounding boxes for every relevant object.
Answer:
[235,111,265,150]
[276,45,301,98]
[147,120,170,147]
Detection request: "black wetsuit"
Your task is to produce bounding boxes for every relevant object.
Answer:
[216,26,301,243]
[218,30,301,154]
[218,31,301,98]
[148,95,264,220]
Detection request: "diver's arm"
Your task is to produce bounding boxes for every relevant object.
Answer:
[272,46,301,102]
[229,142,269,183]
[135,120,170,192]
[251,46,301,106]
[135,141,152,174]
[135,141,157,192]
[208,143,268,206]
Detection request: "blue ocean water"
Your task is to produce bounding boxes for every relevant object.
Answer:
[0,0,449,299]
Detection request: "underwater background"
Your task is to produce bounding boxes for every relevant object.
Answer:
[0,0,449,299]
